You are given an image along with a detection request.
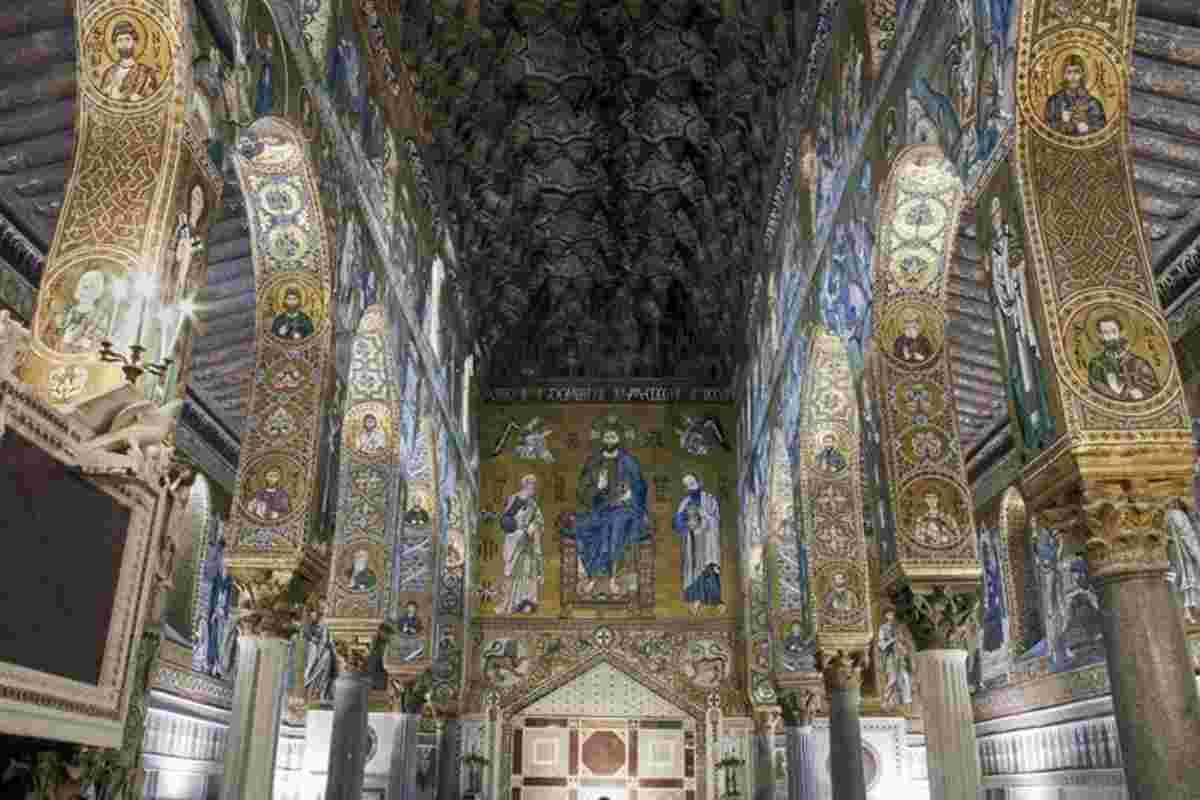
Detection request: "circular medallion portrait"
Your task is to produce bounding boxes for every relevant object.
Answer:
[810,430,851,478]
[340,541,381,595]
[899,477,968,551]
[39,260,135,356]
[344,402,394,460]
[1064,299,1172,409]
[1023,39,1122,144]
[263,278,327,344]
[241,455,305,525]
[84,10,172,108]
[879,300,945,370]
[814,563,867,627]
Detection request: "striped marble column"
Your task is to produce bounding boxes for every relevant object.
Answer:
[387,713,422,800]
[783,723,818,800]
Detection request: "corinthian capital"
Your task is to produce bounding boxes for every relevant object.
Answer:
[817,650,867,692]
[1081,490,1172,580]
[228,568,309,639]
[893,583,978,651]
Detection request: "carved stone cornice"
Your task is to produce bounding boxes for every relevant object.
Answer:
[817,650,867,692]
[779,689,821,728]
[892,584,979,652]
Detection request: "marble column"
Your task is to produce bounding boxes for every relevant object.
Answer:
[913,649,979,800]
[387,712,422,800]
[220,634,292,800]
[437,717,461,800]
[780,691,819,800]
[821,653,866,800]
[1095,569,1200,799]
[325,667,373,800]
[752,709,777,800]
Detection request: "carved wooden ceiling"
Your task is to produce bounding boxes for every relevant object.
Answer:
[0,0,1198,452]
[398,0,803,385]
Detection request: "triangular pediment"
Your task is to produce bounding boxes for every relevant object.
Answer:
[521,661,688,718]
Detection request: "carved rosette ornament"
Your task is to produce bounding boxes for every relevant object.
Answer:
[869,146,980,595]
[1014,0,1193,519]
[23,0,192,407]
[798,331,872,652]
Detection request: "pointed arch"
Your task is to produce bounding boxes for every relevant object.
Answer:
[327,304,404,619]
[869,144,980,593]
[225,116,335,582]
[797,330,872,650]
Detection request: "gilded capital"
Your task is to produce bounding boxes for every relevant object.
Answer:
[1081,492,1171,580]
[817,650,867,692]
[332,637,375,675]
[389,669,432,714]
[779,689,820,728]
[892,584,978,652]
[228,568,310,640]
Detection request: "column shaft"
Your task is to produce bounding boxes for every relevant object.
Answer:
[783,725,818,800]
[387,712,422,800]
[326,672,373,800]
[220,635,291,800]
[1097,573,1200,800]
[827,687,866,800]
[913,649,979,800]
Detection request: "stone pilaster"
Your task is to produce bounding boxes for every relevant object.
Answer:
[819,652,866,800]
[779,691,819,800]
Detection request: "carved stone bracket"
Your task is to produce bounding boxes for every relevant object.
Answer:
[817,650,868,692]
[892,583,979,652]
